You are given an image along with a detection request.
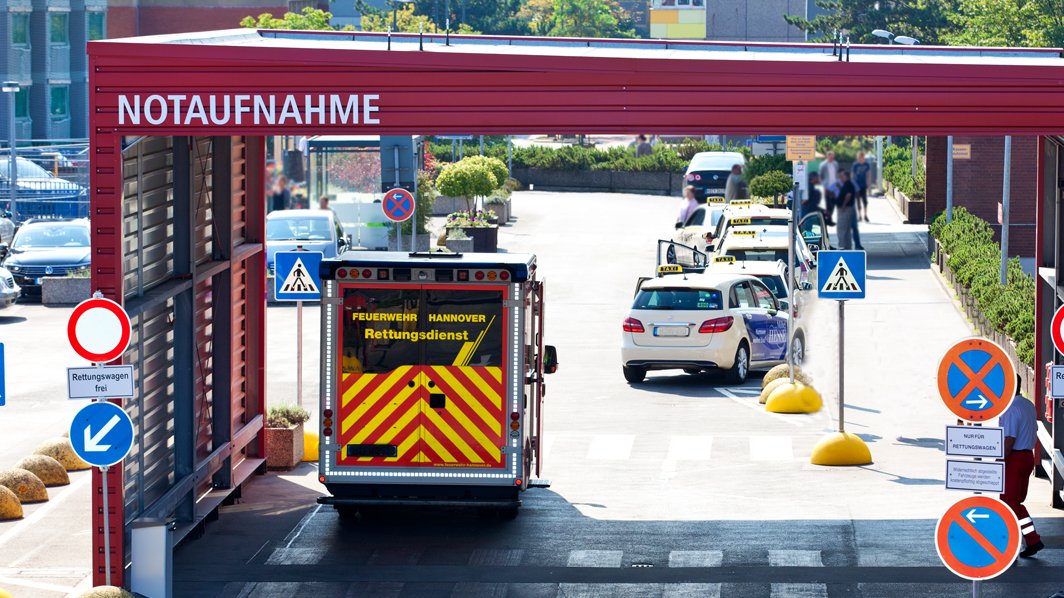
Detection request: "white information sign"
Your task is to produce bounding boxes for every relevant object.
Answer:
[1051,365,1064,399]
[945,459,1005,494]
[67,365,135,400]
[945,426,1004,459]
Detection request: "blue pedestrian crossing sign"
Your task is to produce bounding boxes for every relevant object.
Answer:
[817,250,866,300]
[275,251,323,301]
[70,401,135,467]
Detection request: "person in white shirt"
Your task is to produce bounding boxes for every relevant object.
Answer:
[999,377,1044,558]
[676,186,698,229]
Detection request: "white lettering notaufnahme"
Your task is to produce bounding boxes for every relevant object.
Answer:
[118,93,381,126]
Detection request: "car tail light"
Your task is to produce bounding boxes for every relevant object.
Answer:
[474,271,485,281]
[686,174,695,181]
[698,316,734,333]
[623,317,645,333]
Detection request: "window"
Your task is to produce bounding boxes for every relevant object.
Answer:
[633,288,722,311]
[11,13,29,46]
[49,86,69,118]
[731,283,755,308]
[14,89,29,119]
[50,13,69,44]
[88,12,106,41]
[750,281,777,310]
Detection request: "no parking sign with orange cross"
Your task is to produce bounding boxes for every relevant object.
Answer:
[936,338,1016,422]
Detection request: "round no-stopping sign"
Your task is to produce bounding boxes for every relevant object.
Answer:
[935,496,1020,581]
[67,297,132,364]
[937,338,1015,422]
[382,187,414,223]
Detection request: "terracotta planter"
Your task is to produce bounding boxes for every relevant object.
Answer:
[265,423,305,470]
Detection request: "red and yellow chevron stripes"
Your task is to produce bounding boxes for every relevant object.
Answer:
[336,366,505,469]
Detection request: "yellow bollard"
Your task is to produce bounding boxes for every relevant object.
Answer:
[764,382,823,414]
[810,432,872,466]
[760,377,792,404]
[302,429,319,462]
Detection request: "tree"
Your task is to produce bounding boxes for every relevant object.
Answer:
[784,0,955,45]
[518,0,636,38]
[749,171,794,206]
[436,158,499,214]
[359,2,478,33]
[240,7,346,31]
[939,0,1064,47]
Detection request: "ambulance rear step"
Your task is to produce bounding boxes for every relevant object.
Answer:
[318,496,519,509]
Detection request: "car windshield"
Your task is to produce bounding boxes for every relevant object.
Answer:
[267,217,333,241]
[12,224,90,249]
[0,158,53,179]
[726,249,788,262]
[757,275,788,299]
[633,288,723,310]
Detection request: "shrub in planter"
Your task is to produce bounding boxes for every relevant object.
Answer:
[749,171,793,206]
[266,405,310,469]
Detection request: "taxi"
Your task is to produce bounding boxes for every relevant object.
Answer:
[621,266,791,384]
[703,256,809,364]
[672,202,725,252]
[713,225,816,288]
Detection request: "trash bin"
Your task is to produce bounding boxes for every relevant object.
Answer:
[131,517,175,598]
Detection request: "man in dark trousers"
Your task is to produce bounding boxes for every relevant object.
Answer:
[1000,376,1045,558]
[800,172,822,220]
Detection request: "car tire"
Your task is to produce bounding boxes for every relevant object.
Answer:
[791,331,806,366]
[623,366,646,384]
[725,342,749,384]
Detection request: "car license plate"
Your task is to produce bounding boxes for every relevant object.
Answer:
[654,326,689,337]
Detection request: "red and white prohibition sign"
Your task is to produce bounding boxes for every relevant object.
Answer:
[1052,305,1064,356]
[67,297,132,364]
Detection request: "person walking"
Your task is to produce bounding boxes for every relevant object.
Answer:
[635,135,653,157]
[852,151,872,223]
[676,185,698,229]
[834,171,857,249]
[819,151,839,225]
[800,172,822,220]
[999,380,1045,558]
[725,164,747,201]
[269,175,290,213]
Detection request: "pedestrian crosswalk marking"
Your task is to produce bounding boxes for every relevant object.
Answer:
[771,584,828,598]
[279,257,319,294]
[668,550,723,568]
[586,435,634,460]
[749,436,794,461]
[820,256,863,294]
[567,550,623,567]
[666,436,713,462]
[769,550,823,567]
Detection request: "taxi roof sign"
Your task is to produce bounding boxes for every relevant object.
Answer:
[730,217,752,225]
[713,256,736,263]
[732,230,758,237]
[657,264,683,274]
[728,200,753,206]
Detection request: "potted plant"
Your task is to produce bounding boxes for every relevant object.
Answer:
[265,405,310,470]
[749,171,794,208]
[444,227,474,253]
[436,156,507,252]
[444,209,498,252]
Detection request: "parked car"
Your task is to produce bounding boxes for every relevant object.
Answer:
[0,266,21,308]
[713,225,817,289]
[0,157,88,221]
[622,270,793,384]
[266,209,350,275]
[1,219,91,295]
[684,151,746,202]
[672,202,726,253]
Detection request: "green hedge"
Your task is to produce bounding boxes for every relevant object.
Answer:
[930,207,1034,365]
[882,144,925,201]
[426,138,749,174]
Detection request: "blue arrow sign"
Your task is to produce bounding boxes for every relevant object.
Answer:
[69,401,134,467]
[817,250,866,300]
[0,343,5,407]
[274,251,323,302]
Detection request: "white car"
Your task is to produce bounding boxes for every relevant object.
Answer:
[621,269,792,384]
[714,225,816,288]
[672,202,725,252]
[703,257,809,364]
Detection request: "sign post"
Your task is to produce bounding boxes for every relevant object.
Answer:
[0,343,5,407]
[274,250,324,408]
[809,249,870,465]
[383,187,415,253]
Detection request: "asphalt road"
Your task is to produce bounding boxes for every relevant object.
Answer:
[174,191,1062,597]
[0,190,1061,597]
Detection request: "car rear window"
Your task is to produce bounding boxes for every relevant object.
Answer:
[727,249,788,262]
[267,217,333,241]
[633,288,723,310]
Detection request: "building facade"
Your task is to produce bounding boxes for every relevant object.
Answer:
[648,0,824,42]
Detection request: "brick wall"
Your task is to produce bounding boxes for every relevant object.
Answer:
[926,136,1037,257]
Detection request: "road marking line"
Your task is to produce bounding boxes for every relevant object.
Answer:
[663,584,721,598]
[771,583,828,598]
[668,550,723,568]
[769,550,823,567]
[0,575,76,593]
[566,550,623,567]
[717,388,803,427]
[586,435,634,460]
[750,436,794,462]
[0,472,90,549]
[666,436,713,462]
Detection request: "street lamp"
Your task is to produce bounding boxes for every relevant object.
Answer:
[2,81,18,224]
[894,36,920,45]
[871,29,895,44]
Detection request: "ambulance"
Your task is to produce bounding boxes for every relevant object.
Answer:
[316,252,557,521]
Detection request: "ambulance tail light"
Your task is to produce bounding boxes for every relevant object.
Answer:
[510,421,520,431]
[322,426,333,437]
[698,316,734,333]
[323,409,333,418]
[510,412,519,421]
[474,271,485,281]
[623,317,645,333]
[500,271,510,281]
[337,268,348,278]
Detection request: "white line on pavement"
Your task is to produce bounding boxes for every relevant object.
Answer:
[717,388,804,427]
[0,473,90,550]
[0,575,76,594]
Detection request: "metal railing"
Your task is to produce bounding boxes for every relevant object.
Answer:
[0,143,90,223]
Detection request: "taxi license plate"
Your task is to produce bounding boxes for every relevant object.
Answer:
[654,326,689,337]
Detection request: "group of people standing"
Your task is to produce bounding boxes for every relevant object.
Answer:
[801,151,873,250]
